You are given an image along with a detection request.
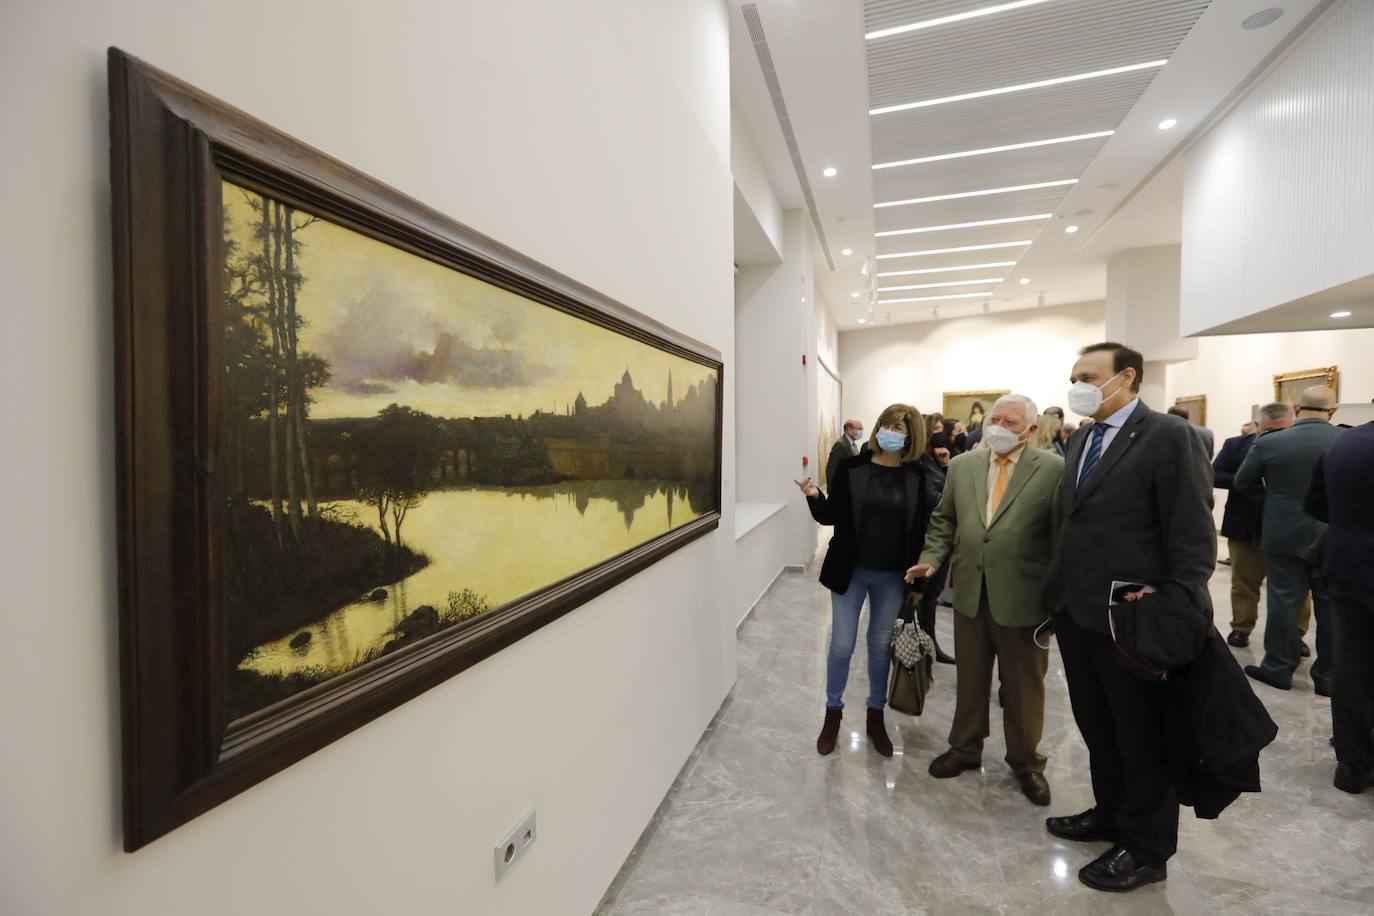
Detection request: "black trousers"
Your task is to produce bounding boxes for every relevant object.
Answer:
[1329,577,1374,772]
[1055,610,1179,867]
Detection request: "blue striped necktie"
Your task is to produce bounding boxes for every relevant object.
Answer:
[1077,422,1111,490]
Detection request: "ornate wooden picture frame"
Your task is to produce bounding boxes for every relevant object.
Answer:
[1172,394,1207,427]
[941,390,1009,431]
[109,49,723,850]
[1273,366,1339,404]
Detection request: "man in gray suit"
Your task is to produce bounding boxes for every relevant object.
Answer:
[1167,405,1215,458]
[1043,342,1215,893]
[1235,385,1344,695]
[825,418,864,493]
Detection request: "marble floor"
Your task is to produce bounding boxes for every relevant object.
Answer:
[595,553,1374,915]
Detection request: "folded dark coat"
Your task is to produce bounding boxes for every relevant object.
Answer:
[1167,630,1279,819]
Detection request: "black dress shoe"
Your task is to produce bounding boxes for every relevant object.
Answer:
[1244,664,1292,691]
[1226,630,1250,648]
[935,645,956,665]
[1045,808,1114,842]
[1078,845,1166,892]
[1315,679,1332,698]
[1334,763,1374,794]
[1300,642,1311,658]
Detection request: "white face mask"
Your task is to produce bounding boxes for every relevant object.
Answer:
[982,422,1024,455]
[851,429,864,442]
[1067,370,1124,417]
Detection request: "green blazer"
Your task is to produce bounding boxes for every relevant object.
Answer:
[917,446,1064,628]
[1233,418,1344,558]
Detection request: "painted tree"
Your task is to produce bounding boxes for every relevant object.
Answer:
[351,405,447,552]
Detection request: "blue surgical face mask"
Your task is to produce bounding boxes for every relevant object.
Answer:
[875,428,907,454]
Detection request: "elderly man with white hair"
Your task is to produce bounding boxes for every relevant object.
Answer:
[907,394,1065,806]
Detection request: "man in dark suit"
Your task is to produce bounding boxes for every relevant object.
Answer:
[1043,342,1215,893]
[1213,403,1292,647]
[825,419,864,494]
[1167,405,1215,457]
[1305,419,1374,792]
[1235,386,1343,695]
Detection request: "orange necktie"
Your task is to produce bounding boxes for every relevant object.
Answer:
[989,455,1011,517]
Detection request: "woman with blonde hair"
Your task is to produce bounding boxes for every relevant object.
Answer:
[795,403,933,758]
[1031,412,1063,453]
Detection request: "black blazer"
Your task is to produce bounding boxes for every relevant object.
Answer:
[1304,420,1374,589]
[1046,401,1216,634]
[1213,433,1262,543]
[805,454,931,594]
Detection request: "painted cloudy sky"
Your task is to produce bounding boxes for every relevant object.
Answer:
[222,182,714,420]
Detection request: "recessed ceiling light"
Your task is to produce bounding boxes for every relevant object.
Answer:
[873,131,1114,170]
[1096,182,1118,192]
[879,278,1007,292]
[877,260,1017,277]
[1242,8,1284,30]
[879,291,998,304]
[876,213,1052,238]
[875,179,1077,210]
[841,247,854,256]
[865,0,1053,40]
[850,291,861,299]
[1331,310,1353,318]
[1065,225,1079,234]
[822,166,838,178]
[876,241,1033,260]
[858,317,866,324]
[870,61,1167,116]
[1020,277,1031,285]
[1158,118,1178,130]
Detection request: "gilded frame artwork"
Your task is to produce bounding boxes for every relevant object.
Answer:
[942,389,1009,431]
[1172,395,1207,427]
[1273,366,1339,405]
[110,50,723,849]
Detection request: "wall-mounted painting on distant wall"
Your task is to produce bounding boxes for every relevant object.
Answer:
[942,390,1008,432]
[816,359,843,489]
[1172,395,1207,427]
[1274,366,1339,405]
[110,50,722,849]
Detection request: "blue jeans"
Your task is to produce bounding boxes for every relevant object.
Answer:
[826,568,906,710]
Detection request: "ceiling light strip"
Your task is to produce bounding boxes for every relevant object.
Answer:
[875,179,1077,209]
[877,260,1017,277]
[865,0,1055,40]
[870,60,1167,116]
[876,241,1031,260]
[873,131,1114,171]
[879,292,997,304]
[876,213,1051,238]
[879,278,1006,292]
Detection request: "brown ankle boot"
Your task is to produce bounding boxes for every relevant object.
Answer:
[866,707,893,757]
[816,708,842,755]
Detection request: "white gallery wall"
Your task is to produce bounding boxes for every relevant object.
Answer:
[839,302,1107,429]
[1181,0,1374,334]
[1166,328,1374,437]
[0,2,736,915]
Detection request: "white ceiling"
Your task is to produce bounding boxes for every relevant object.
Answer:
[730,0,1328,330]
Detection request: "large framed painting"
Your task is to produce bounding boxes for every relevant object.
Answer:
[942,389,1008,432]
[816,359,843,488]
[1172,394,1207,427]
[1274,366,1339,405]
[109,50,722,849]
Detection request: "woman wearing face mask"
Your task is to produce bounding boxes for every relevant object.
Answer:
[795,404,932,758]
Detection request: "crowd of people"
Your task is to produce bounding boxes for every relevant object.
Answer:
[797,341,1374,894]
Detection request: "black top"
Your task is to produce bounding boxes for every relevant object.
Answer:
[1213,433,1261,542]
[804,455,932,595]
[853,463,907,571]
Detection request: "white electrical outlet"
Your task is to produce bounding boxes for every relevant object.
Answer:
[494,810,537,881]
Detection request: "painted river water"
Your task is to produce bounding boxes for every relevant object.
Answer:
[237,479,704,678]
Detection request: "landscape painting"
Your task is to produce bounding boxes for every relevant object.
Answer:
[1274,366,1339,405]
[221,181,719,719]
[816,361,843,490]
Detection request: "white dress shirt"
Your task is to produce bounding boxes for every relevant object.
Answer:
[1076,398,1140,482]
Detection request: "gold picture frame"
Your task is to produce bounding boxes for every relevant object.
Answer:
[942,390,1010,431]
[1273,366,1339,405]
[1172,395,1207,427]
